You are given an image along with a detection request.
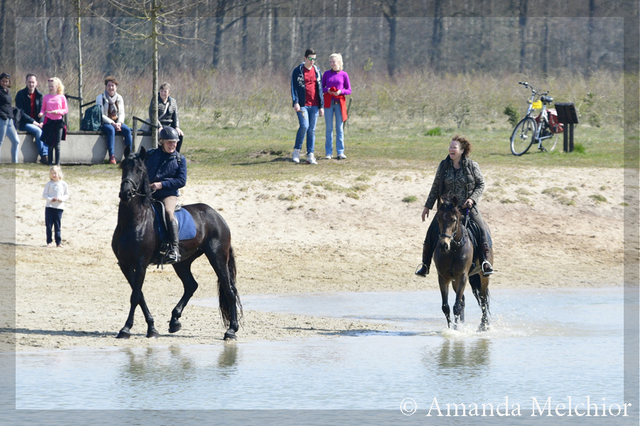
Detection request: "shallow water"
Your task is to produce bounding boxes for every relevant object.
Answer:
[12,288,626,411]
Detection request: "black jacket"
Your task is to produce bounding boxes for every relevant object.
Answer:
[0,87,13,121]
[15,87,43,128]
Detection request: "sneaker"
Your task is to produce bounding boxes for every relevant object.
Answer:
[325,155,333,160]
[109,155,117,164]
[40,155,48,165]
[337,153,347,160]
[292,149,301,163]
[47,243,55,248]
[306,153,317,165]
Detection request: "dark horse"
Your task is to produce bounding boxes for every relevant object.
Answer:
[433,196,491,331]
[112,146,241,340]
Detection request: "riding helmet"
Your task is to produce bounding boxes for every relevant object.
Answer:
[159,126,179,141]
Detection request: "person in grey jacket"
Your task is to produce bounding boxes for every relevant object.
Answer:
[148,82,185,152]
[416,135,494,277]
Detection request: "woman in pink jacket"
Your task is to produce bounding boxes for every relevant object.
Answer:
[39,77,68,165]
[322,53,351,160]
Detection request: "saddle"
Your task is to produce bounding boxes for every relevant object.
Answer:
[464,216,492,267]
[151,200,197,242]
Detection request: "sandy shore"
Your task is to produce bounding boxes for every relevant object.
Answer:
[0,164,626,350]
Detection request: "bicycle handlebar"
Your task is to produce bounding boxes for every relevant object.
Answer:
[519,82,549,96]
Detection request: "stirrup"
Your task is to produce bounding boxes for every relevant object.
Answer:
[415,263,429,277]
[481,260,494,276]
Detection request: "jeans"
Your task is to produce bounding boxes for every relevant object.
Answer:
[294,106,319,154]
[102,123,132,157]
[45,207,63,245]
[0,117,21,163]
[20,122,48,157]
[324,102,344,156]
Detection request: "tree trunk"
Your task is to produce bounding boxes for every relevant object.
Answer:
[151,0,159,148]
[212,0,228,69]
[430,0,443,73]
[518,0,528,74]
[76,0,83,129]
[265,0,272,68]
[382,0,398,78]
[345,0,352,63]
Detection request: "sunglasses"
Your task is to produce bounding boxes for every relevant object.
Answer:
[307,57,317,61]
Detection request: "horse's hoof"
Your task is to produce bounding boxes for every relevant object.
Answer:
[224,330,237,341]
[478,323,489,332]
[116,329,131,339]
[147,329,160,338]
[169,319,182,333]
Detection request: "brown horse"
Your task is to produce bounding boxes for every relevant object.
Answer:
[433,196,491,331]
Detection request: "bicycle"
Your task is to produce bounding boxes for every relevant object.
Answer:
[510,81,560,156]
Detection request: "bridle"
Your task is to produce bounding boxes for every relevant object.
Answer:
[438,209,467,248]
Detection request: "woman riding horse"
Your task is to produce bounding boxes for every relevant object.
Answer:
[416,135,493,277]
[145,126,186,264]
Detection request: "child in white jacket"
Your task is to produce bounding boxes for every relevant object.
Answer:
[42,165,69,247]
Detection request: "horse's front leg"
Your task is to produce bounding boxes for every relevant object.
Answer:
[169,260,200,334]
[117,262,159,339]
[438,275,451,328]
[452,275,468,327]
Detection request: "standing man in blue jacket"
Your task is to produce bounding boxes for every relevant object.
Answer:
[145,126,187,264]
[290,48,324,165]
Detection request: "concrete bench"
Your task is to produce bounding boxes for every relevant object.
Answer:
[1,131,154,165]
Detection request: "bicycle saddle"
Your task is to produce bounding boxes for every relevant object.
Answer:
[540,96,553,104]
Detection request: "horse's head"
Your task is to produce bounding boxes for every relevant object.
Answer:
[436,196,462,252]
[119,146,150,202]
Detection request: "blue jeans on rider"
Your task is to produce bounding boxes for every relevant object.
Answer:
[324,102,344,157]
[102,123,132,157]
[0,117,21,163]
[20,122,48,157]
[294,106,319,155]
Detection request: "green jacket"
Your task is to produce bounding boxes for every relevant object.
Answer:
[425,155,485,209]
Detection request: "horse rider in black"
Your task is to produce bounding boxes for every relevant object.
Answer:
[145,126,187,264]
[416,135,494,277]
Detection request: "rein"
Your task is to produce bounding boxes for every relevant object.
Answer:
[121,177,148,200]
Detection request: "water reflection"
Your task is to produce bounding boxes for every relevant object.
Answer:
[120,343,239,385]
[423,338,491,379]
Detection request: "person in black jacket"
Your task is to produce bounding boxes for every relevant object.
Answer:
[15,74,47,164]
[290,48,324,165]
[145,126,187,263]
[0,72,22,163]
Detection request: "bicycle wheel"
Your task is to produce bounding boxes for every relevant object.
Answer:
[542,133,558,152]
[510,117,536,156]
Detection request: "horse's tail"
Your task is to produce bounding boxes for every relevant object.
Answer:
[219,245,243,326]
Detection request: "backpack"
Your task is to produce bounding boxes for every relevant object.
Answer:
[80,104,102,131]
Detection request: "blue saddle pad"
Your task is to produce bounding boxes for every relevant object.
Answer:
[153,205,197,241]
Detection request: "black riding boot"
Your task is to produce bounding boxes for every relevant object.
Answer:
[415,241,434,277]
[165,219,181,264]
[415,221,437,277]
[481,243,493,276]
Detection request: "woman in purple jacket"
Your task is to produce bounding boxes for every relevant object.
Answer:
[322,53,351,160]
